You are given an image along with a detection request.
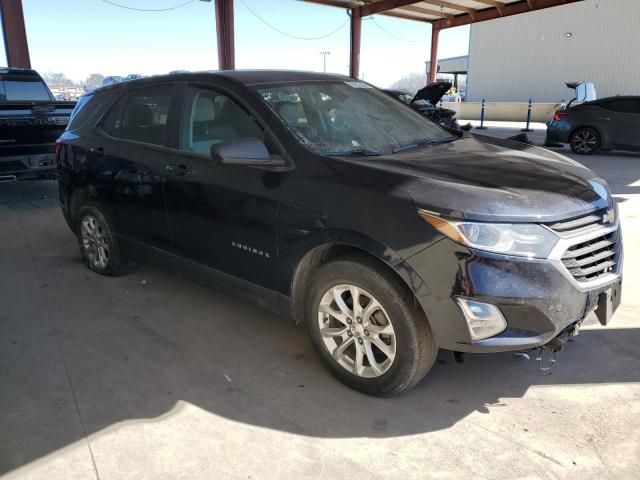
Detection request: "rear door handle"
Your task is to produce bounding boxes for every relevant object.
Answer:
[597,117,611,121]
[89,146,104,156]
[165,164,192,176]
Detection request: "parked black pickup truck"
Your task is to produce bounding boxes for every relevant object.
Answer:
[0,68,75,181]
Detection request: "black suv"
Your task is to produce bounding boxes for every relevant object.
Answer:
[57,71,622,396]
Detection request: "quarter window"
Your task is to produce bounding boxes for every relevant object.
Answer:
[180,87,264,155]
[101,85,173,145]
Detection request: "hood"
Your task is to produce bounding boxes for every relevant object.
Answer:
[339,135,610,223]
[412,81,452,105]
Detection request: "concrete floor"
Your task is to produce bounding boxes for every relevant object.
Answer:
[1,137,639,479]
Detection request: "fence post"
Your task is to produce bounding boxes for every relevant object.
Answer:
[476,99,487,130]
[521,98,534,132]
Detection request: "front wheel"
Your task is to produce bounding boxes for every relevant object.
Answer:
[306,256,437,397]
[570,127,600,155]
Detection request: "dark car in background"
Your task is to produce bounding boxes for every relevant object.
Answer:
[547,96,640,155]
[0,68,75,181]
[57,71,622,396]
[384,81,469,131]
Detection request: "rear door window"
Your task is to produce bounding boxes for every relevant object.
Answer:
[101,85,173,146]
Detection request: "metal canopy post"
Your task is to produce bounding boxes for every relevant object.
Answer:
[428,23,439,84]
[215,0,235,70]
[349,8,361,79]
[0,0,31,68]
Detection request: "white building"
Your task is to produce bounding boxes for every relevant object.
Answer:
[429,0,640,103]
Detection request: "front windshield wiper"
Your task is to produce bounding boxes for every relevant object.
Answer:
[392,136,457,154]
[322,149,382,157]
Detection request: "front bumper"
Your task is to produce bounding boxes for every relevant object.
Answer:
[403,234,622,353]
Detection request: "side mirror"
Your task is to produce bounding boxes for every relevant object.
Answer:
[210,138,284,166]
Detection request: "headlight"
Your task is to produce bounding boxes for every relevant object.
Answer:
[417,209,558,258]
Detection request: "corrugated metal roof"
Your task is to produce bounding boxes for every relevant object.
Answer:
[301,1,586,28]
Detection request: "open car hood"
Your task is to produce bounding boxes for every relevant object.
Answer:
[412,81,452,105]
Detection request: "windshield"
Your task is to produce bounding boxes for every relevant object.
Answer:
[257,81,453,156]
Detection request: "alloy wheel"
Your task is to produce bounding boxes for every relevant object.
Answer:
[80,214,109,269]
[317,284,397,378]
[571,130,597,154]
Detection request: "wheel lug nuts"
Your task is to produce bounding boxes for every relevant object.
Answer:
[357,317,362,323]
[358,338,363,344]
[347,318,352,324]
[364,330,369,336]
[347,331,352,336]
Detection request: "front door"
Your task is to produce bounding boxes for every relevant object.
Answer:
[163,84,282,291]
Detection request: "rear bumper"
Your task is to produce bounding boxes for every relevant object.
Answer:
[0,151,57,180]
[403,235,623,353]
[546,120,571,144]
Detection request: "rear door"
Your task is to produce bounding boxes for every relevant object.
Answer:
[162,83,283,292]
[599,98,640,150]
[92,83,179,254]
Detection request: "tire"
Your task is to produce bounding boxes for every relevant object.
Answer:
[306,256,437,397]
[76,202,127,276]
[570,127,600,155]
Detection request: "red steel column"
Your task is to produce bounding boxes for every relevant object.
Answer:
[349,8,361,79]
[215,0,235,70]
[428,23,440,84]
[0,0,31,68]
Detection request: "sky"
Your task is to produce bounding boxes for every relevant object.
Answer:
[1,0,470,88]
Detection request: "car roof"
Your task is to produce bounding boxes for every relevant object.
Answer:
[587,95,640,104]
[92,70,356,93]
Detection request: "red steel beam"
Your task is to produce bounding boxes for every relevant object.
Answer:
[359,0,424,17]
[215,0,235,70]
[434,0,581,29]
[428,23,440,84]
[349,8,361,78]
[0,0,31,68]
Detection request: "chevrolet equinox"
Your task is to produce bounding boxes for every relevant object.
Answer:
[57,71,623,397]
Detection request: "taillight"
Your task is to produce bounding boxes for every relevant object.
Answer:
[553,111,569,122]
[55,141,62,162]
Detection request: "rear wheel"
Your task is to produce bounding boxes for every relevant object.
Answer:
[306,256,437,397]
[570,127,600,155]
[76,203,127,276]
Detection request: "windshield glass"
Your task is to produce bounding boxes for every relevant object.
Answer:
[257,81,453,156]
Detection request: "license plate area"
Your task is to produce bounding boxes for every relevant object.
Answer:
[595,280,622,326]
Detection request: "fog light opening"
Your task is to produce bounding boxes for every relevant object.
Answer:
[456,298,507,341]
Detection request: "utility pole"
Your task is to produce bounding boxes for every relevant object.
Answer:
[320,51,331,73]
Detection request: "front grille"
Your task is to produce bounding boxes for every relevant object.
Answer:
[547,209,621,283]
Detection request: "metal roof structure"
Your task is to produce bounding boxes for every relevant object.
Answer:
[302,0,584,28]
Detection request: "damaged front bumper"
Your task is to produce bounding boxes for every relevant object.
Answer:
[404,227,623,354]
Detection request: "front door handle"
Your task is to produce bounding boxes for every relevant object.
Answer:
[597,117,611,121]
[165,164,192,176]
[89,146,104,156]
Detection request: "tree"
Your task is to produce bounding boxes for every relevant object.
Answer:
[84,73,105,89]
[389,73,428,93]
[42,72,75,87]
